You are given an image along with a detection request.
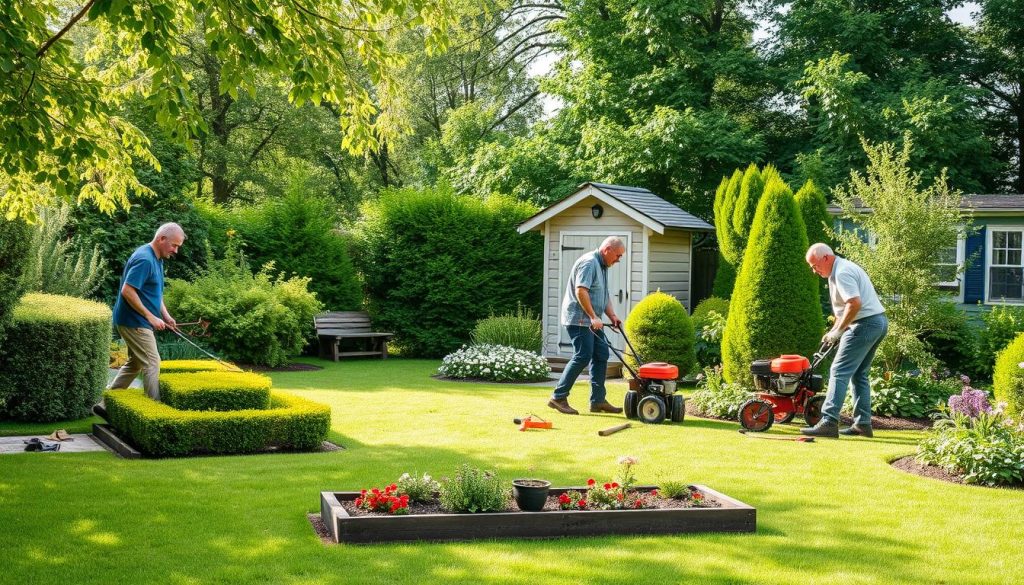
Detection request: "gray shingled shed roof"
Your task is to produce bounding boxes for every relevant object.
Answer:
[588,183,714,231]
[518,182,713,234]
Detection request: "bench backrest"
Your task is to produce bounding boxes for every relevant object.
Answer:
[315,311,374,333]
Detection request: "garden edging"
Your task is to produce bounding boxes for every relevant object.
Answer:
[319,484,755,543]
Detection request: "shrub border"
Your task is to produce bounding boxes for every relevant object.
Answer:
[104,389,330,457]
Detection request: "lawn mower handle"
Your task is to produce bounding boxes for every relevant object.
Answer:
[591,325,644,379]
[810,340,838,370]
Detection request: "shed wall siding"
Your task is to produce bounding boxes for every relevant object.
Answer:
[543,197,644,358]
[646,229,692,309]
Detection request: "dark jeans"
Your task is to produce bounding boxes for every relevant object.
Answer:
[821,313,889,426]
[552,325,608,404]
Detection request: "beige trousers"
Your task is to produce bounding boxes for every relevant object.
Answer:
[110,325,161,400]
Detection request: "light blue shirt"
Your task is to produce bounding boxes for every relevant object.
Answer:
[560,251,609,327]
[829,256,885,321]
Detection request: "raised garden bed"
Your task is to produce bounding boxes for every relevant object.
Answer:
[319,485,755,544]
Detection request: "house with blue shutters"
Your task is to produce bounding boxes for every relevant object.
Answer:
[830,194,1024,314]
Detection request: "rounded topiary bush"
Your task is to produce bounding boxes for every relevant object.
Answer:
[993,332,1024,417]
[623,292,696,379]
[0,293,111,421]
[721,179,823,385]
[692,296,730,330]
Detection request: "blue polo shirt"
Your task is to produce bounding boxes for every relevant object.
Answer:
[560,251,610,327]
[112,244,165,329]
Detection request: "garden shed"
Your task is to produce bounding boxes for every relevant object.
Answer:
[517,182,714,363]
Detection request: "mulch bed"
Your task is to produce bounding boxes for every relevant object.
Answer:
[338,492,721,517]
[237,362,324,372]
[891,455,1024,490]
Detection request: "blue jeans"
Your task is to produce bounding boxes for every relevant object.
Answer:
[552,325,608,404]
[821,313,889,426]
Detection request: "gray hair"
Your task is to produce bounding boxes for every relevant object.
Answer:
[600,236,625,251]
[154,222,186,240]
[806,242,833,261]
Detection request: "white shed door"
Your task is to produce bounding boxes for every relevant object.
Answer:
[559,234,630,347]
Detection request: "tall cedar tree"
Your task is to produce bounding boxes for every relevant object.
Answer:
[722,179,824,384]
[795,179,832,309]
[711,176,737,297]
[718,170,745,266]
[732,164,765,252]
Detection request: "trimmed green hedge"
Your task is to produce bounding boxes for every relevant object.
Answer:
[160,371,272,412]
[160,360,238,374]
[104,389,331,457]
[993,332,1024,417]
[0,293,111,421]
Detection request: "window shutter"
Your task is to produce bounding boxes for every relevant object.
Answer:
[963,227,986,304]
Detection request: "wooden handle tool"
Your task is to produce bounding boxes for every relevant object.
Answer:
[598,423,631,436]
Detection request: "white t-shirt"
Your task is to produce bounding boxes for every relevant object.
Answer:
[829,257,885,321]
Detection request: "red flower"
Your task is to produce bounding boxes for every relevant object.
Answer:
[650,489,659,496]
[616,492,624,500]
[603,483,612,490]
[633,500,643,509]
[587,478,596,486]
[558,494,571,503]
[692,492,704,500]
[578,500,587,509]
[354,497,363,507]
[611,482,619,489]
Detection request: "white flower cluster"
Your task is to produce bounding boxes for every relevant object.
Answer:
[438,344,551,382]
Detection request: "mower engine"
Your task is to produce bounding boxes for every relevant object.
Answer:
[636,363,678,394]
[751,355,822,396]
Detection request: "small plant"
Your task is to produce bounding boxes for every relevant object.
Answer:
[947,377,992,418]
[917,405,1024,486]
[849,369,960,418]
[437,344,550,382]
[438,465,510,513]
[657,479,690,499]
[471,304,542,352]
[585,456,655,510]
[694,311,727,369]
[689,366,752,419]
[557,490,587,510]
[110,340,128,368]
[397,472,439,503]
[355,484,410,515]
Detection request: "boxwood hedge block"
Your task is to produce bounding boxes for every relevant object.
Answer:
[0,293,111,421]
[160,360,237,374]
[160,371,272,412]
[104,389,331,457]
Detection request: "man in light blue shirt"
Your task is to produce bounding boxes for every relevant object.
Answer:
[548,236,626,415]
[802,243,888,438]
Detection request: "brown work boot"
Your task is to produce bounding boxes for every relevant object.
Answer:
[590,401,624,414]
[547,398,579,415]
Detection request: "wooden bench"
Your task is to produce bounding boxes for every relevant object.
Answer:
[314,311,394,361]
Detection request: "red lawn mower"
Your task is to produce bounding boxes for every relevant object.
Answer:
[596,327,685,425]
[738,341,837,432]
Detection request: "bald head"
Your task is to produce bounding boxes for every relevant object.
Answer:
[151,223,186,260]
[806,242,835,278]
[599,236,626,268]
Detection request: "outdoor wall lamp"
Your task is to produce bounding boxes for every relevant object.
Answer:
[591,204,604,219]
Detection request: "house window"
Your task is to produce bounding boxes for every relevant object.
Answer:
[989,229,1024,301]
[936,236,966,296]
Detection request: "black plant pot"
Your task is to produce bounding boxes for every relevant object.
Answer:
[512,479,551,512]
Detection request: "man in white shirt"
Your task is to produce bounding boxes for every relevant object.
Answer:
[801,243,889,438]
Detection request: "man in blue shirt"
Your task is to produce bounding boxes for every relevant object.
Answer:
[548,236,626,415]
[108,223,186,401]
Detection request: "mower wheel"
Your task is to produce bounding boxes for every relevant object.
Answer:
[738,399,774,432]
[804,395,826,427]
[637,395,667,424]
[774,410,796,424]
[670,394,685,423]
[624,390,640,420]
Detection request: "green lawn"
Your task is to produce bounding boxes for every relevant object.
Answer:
[1,358,1021,584]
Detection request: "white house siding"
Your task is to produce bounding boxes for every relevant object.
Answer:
[543,197,644,358]
[646,229,692,310]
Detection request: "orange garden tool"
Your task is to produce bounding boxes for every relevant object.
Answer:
[513,414,553,431]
